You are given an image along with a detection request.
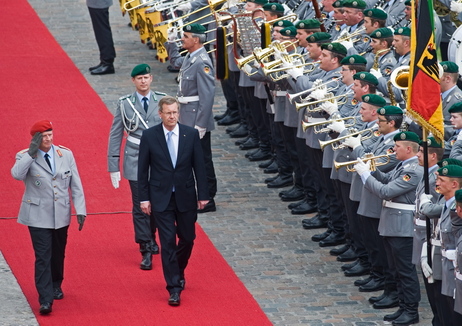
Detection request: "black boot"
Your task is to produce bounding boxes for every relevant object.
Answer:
[383,304,405,322]
[391,303,419,325]
[140,243,152,270]
[150,240,159,255]
[372,290,399,309]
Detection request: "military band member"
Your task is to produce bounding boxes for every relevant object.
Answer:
[339,0,370,54]
[330,0,348,39]
[366,27,396,76]
[440,61,462,140]
[108,64,165,270]
[263,2,285,21]
[355,131,423,325]
[453,188,462,318]
[380,0,406,27]
[447,102,462,158]
[362,8,387,35]
[295,19,323,52]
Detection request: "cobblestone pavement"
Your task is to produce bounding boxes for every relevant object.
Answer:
[0,1,433,324]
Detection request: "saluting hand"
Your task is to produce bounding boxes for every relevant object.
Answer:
[28,132,42,158]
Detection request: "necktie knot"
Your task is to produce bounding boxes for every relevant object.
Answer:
[142,97,148,113]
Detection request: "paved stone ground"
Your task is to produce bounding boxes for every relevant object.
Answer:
[0,0,433,324]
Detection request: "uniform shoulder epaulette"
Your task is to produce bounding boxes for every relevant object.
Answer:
[58,145,71,151]
[455,93,462,100]
[19,148,28,154]
[407,161,419,171]
[118,94,131,101]
[154,91,167,96]
[200,53,209,61]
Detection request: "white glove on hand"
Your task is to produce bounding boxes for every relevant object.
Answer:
[329,120,346,133]
[195,125,206,139]
[287,66,304,79]
[419,193,433,211]
[369,68,382,79]
[110,171,121,189]
[340,40,354,50]
[176,2,192,12]
[343,135,362,149]
[167,27,177,42]
[313,79,324,88]
[421,242,434,282]
[404,115,413,125]
[273,48,284,61]
[320,100,338,115]
[243,63,254,75]
[457,131,462,141]
[451,1,462,13]
[446,249,457,266]
[354,158,371,176]
[310,87,328,100]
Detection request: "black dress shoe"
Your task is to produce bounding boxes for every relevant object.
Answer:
[372,292,399,309]
[359,278,385,292]
[168,292,181,306]
[259,158,274,169]
[265,174,279,184]
[291,199,306,210]
[39,302,52,315]
[354,276,372,286]
[217,114,240,126]
[198,199,216,213]
[330,245,350,256]
[267,175,293,188]
[341,259,359,271]
[248,150,272,161]
[281,188,305,202]
[90,63,115,75]
[89,62,103,71]
[263,160,278,174]
[391,309,418,325]
[336,247,359,262]
[344,261,370,276]
[235,135,249,145]
[245,148,259,158]
[215,111,228,120]
[227,123,241,133]
[369,291,386,304]
[239,138,259,150]
[383,308,404,322]
[53,287,64,300]
[311,230,331,242]
[292,201,318,214]
[140,252,153,270]
[302,214,329,229]
[319,232,346,247]
[229,125,249,138]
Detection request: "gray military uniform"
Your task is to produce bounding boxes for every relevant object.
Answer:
[442,86,462,140]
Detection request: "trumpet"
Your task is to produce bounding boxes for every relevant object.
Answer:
[295,90,352,112]
[334,26,366,43]
[252,41,296,63]
[288,77,341,103]
[318,127,375,151]
[333,152,395,172]
[302,114,357,133]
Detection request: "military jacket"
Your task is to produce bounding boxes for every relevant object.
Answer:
[377,52,410,103]
[365,50,396,78]
[443,86,462,140]
[455,234,462,314]
[439,202,459,297]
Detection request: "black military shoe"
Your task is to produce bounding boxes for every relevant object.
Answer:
[245,148,259,158]
[391,308,418,325]
[227,123,242,134]
[267,175,293,188]
[90,63,115,75]
[229,125,249,138]
[311,230,331,242]
[39,302,52,315]
[265,174,279,184]
[235,135,249,145]
[89,62,103,71]
[217,114,240,126]
[354,276,372,286]
[319,232,346,247]
[372,292,399,309]
[239,138,259,150]
[292,201,318,214]
[369,291,386,304]
[344,260,370,276]
[168,292,181,306]
[336,247,359,262]
[383,307,405,322]
[291,199,306,210]
[330,245,350,256]
[359,278,385,292]
[341,259,359,271]
[259,158,274,169]
[248,149,272,161]
[263,160,279,174]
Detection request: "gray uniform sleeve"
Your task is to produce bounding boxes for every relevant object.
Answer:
[195,59,216,128]
[107,98,126,173]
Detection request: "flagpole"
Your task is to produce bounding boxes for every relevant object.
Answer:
[422,130,433,268]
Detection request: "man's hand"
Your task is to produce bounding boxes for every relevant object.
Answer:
[369,68,382,79]
[328,120,346,133]
[141,201,151,215]
[320,101,338,115]
[451,1,462,13]
[340,40,354,50]
[421,242,434,283]
[343,135,361,149]
[167,27,177,42]
[194,125,206,139]
[419,193,433,211]
[28,132,42,158]
[354,158,371,176]
[77,215,86,231]
[176,2,192,13]
[286,66,304,79]
[110,172,121,189]
[198,200,209,210]
[310,87,327,100]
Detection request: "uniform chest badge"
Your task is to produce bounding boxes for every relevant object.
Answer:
[385,68,392,76]
[57,149,63,157]
[374,130,381,137]
[204,66,211,74]
[35,180,41,187]
[451,139,456,146]
[387,148,394,154]
[403,174,411,182]
[351,99,358,105]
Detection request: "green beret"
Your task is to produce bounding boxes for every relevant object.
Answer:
[394,27,411,37]
[341,54,367,65]
[377,105,403,116]
[342,0,366,9]
[306,32,332,44]
[438,158,462,168]
[363,8,387,20]
[441,61,459,73]
[273,20,294,28]
[321,42,347,56]
[183,23,206,34]
[333,0,344,7]
[131,63,151,77]
[405,0,411,6]
[295,19,321,30]
[456,189,462,203]
[448,102,462,113]
[438,165,462,178]
[353,72,378,85]
[419,137,443,148]
[247,0,268,5]
[263,2,284,13]
[370,27,393,39]
[280,26,297,37]
[393,131,420,143]
[362,94,386,107]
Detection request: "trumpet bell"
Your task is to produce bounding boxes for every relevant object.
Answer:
[390,65,410,90]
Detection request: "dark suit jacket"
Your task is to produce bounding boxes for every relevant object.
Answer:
[138,123,208,212]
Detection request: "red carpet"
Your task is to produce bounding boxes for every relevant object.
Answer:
[0,1,271,325]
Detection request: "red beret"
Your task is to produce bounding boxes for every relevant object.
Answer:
[30,120,53,136]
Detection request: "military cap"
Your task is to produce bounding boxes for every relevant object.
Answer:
[370,27,393,39]
[280,26,297,37]
[263,2,284,13]
[183,23,207,34]
[438,158,462,168]
[394,26,411,36]
[295,19,321,30]
[306,32,332,44]
[341,54,367,65]
[353,71,379,85]
[393,131,420,143]
[362,94,386,107]
[405,0,411,6]
[448,102,462,113]
[377,105,403,116]
[273,20,294,28]
[455,189,462,203]
[342,0,367,9]
[419,136,443,148]
[30,120,53,136]
[438,165,462,178]
[333,0,344,7]
[321,42,347,56]
[247,0,269,5]
[131,63,151,77]
[363,8,387,20]
[441,61,459,73]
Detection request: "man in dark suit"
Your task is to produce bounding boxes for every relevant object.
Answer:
[138,96,209,306]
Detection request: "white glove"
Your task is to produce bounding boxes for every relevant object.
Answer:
[451,1,462,13]
[369,68,382,79]
[354,158,371,176]
[446,249,457,267]
[195,125,206,139]
[167,27,177,42]
[340,40,354,50]
[310,87,327,100]
[313,79,324,88]
[343,135,362,149]
[328,120,346,133]
[320,100,338,115]
[404,115,413,125]
[273,48,284,61]
[421,242,434,283]
[176,2,192,12]
[110,171,121,189]
[457,131,462,141]
[419,193,433,211]
[286,66,304,79]
[243,63,254,75]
